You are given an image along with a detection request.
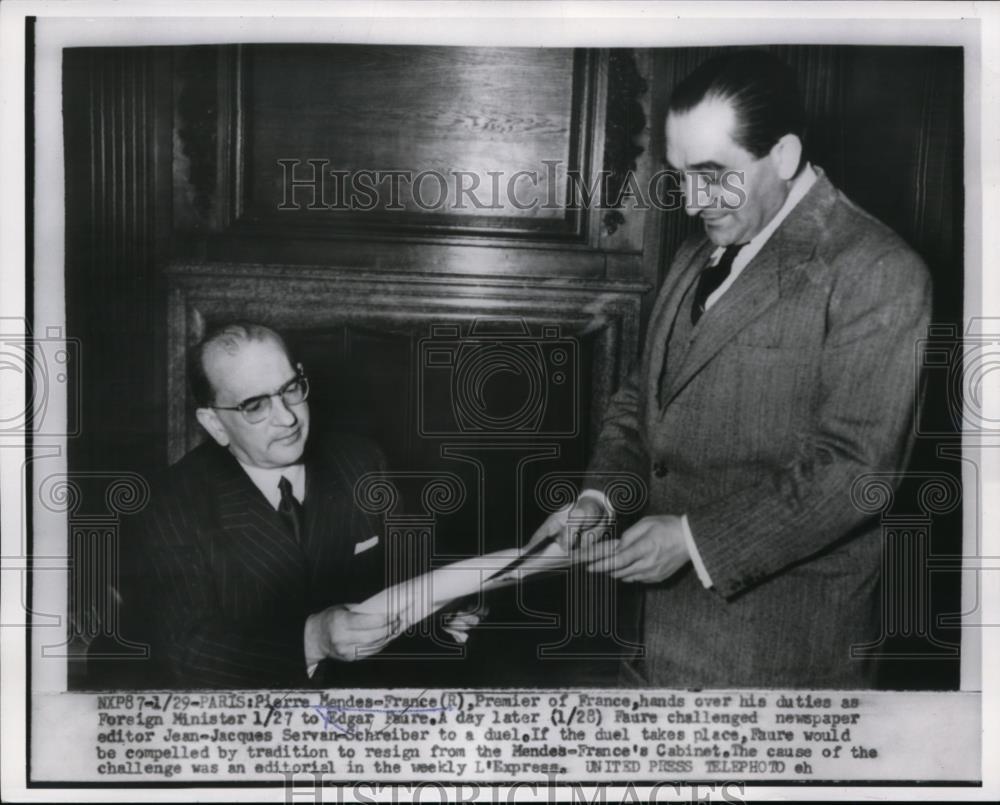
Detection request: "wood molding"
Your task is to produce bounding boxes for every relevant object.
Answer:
[165,261,649,462]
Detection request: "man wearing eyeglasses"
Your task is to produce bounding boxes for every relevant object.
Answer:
[132,322,436,687]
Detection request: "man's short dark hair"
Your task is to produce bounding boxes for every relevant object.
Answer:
[188,322,293,408]
[669,49,806,160]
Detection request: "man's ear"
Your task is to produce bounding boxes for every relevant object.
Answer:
[770,133,803,181]
[195,407,230,447]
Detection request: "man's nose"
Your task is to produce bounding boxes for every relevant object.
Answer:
[683,192,703,218]
[682,175,705,217]
[270,395,298,426]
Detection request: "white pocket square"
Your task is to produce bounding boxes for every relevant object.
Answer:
[354,535,379,555]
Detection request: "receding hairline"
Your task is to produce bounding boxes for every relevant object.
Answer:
[200,327,293,385]
[201,323,288,361]
[190,323,294,407]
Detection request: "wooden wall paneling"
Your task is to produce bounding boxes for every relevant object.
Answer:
[832,46,964,359]
[582,48,611,251]
[170,46,663,278]
[171,46,217,238]
[839,48,962,269]
[773,45,848,184]
[63,47,174,687]
[65,48,170,475]
[148,50,176,470]
[910,48,964,322]
[216,45,243,232]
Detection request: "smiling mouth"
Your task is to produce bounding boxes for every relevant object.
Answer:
[274,429,301,446]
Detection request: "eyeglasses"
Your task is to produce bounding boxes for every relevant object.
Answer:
[210,371,310,424]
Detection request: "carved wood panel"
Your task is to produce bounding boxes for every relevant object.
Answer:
[174,46,610,245]
[170,45,659,278]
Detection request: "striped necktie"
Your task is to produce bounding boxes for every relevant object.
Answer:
[277,475,304,544]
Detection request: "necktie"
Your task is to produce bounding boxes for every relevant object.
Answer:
[278,476,304,544]
[691,242,747,325]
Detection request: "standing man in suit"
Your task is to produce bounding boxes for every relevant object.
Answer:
[531,50,932,688]
[132,322,471,688]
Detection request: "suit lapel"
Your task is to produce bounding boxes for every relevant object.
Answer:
[659,172,834,409]
[648,239,717,409]
[302,455,342,565]
[660,249,783,407]
[303,439,375,566]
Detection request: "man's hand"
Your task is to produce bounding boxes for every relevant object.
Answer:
[441,602,489,644]
[586,515,690,583]
[528,495,611,553]
[304,605,400,665]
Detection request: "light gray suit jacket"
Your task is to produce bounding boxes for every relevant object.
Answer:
[588,169,932,688]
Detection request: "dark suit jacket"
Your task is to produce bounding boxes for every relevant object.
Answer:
[588,169,932,688]
[129,434,387,688]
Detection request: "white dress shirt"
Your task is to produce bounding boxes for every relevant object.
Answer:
[237,461,306,508]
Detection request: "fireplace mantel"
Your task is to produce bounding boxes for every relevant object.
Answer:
[165,261,650,463]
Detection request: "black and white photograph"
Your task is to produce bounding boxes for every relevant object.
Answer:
[1,1,996,802]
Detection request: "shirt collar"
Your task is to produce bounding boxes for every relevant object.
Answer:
[237,461,306,510]
[712,162,818,262]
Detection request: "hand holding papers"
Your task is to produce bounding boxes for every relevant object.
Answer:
[350,537,575,634]
[526,495,612,554]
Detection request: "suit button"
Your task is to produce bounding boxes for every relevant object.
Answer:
[653,462,668,478]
